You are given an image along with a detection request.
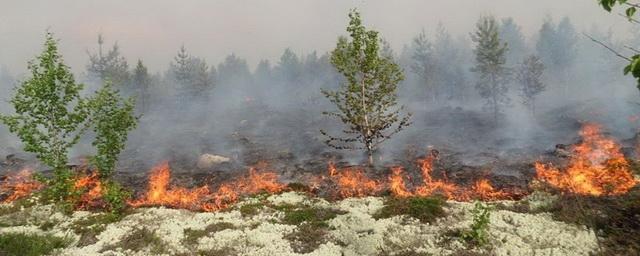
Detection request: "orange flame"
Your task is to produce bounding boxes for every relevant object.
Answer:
[129,161,285,212]
[73,172,104,210]
[326,163,380,198]
[389,167,411,198]
[0,169,43,203]
[535,123,638,196]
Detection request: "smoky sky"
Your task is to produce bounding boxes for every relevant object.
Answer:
[0,0,634,75]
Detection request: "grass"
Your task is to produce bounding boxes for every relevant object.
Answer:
[101,227,165,253]
[0,232,71,256]
[183,222,235,246]
[374,196,446,223]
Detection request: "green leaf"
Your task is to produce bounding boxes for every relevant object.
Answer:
[627,7,637,17]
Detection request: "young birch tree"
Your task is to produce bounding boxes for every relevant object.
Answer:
[321,10,411,165]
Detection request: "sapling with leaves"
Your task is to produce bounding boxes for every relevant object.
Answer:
[321,9,412,165]
[598,0,640,89]
[0,32,138,214]
[0,32,92,202]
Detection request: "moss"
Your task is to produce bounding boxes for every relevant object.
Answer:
[277,204,343,227]
[197,246,238,256]
[70,213,120,235]
[0,232,71,256]
[183,222,235,246]
[284,223,327,253]
[374,196,446,223]
[239,202,264,217]
[101,227,165,253]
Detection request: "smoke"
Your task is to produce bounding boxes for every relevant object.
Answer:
[1,2,640,171]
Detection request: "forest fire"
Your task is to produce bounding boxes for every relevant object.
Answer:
[2,124,637,211]
[128,161,285,211]
[535,123,638,196]
[0,169,42,203]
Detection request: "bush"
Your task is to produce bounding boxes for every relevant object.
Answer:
[0,232,71,256]
[462,201,492,247]
[374,196,446,223]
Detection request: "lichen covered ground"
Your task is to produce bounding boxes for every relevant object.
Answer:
[0,192,598,256]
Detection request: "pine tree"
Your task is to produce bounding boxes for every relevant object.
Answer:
[170,46,214,102]
[132,60,151,113]
[87,34,130,88]
[321,10,411,165]
[411,29,436,104]
[471,16,511,124]
[516,55,546,114]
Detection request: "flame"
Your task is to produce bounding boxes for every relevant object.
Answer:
[129,161,285,211]
[326,163,380,198]
[0,169,43,203]
[389,167,411,198]
[535,123,638,196]
[73,172,105,210]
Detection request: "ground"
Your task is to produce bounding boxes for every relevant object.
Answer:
[0,192,599,256]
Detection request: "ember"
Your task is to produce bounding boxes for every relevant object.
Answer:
[535,123,638,196]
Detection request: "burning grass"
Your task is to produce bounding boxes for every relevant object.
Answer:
[0,169,42,203]
[535,123,638,196]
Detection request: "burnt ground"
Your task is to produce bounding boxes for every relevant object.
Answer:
[1,101,639,198]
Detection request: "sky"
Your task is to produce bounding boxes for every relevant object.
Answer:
[0,0,635,75]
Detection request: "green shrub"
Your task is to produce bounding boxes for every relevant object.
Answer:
[374,196,446,223]
[0,232,71,256]
[462,201,492,247]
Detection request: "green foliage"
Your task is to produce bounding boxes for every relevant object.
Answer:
[374,196,446,223]
[462,201,492,247]
[0,232,71,256]
[0,32,91,173]
[101,180,132,215]
[321,9,411,165]
[277,204,343,227]
[0,32,137,211]
[89,83,138,178]
[599,0,640,90]
[470,15,510,124]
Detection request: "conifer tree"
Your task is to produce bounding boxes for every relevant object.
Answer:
[470,16,511,124]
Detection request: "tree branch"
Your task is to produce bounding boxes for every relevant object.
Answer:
[583,33,631,61]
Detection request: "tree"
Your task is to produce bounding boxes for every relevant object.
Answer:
[470,16,511,124]
[87,34,130,88]
[131,60,151,113]
[535,17,577,95]
[411,29,437,103]
[1,33,138,212]
[598,0,640,89]
[500,18,528,66]
[321,10,411,165]
[516,55,546,114]
[89,82,138,178]
[169,46,214,102]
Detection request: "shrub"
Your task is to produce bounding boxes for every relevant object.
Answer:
[0,232,71,256]
[462,201,492,247]
[374,196,446,223]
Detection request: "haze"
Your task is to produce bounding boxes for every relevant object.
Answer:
[0,0,633,74]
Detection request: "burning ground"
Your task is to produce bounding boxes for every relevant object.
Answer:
[0,121,639,255]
